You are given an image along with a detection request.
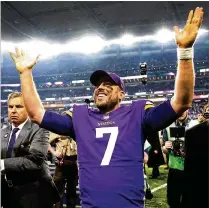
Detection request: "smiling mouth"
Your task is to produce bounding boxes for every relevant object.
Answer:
[97,93,107,98]
[96,93,108,100]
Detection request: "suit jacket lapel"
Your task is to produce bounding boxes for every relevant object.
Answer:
[1,126,12,159]
[12,120,32,157]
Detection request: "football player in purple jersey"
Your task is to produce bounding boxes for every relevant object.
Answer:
[10,7,204,208]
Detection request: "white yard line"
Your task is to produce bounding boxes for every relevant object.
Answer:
[151,183,167,193]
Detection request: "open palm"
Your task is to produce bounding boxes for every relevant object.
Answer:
[174,7,204,48]
[10,48,39,73]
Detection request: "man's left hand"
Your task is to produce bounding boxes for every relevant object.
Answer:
[174,7,204,48]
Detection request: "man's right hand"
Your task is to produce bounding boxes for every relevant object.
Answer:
[9,48,39,73]
[164,141,173,149]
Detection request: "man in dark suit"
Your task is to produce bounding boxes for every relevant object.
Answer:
[182,117,209,208]
[1,92,60,208]
[146,131,165,179]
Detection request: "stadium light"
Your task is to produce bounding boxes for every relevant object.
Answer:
[46,82,52,86]
[155,29,174,43]
[6,40,64,60]
[54,81,63,85]
[0,84,20,87]
[197,28,209,38]
[119,34,136,46]
[2,27,208,57]
[106,34,136,46]
[199,28,209,35]
[68,36,106,55]
[1,41,16,52]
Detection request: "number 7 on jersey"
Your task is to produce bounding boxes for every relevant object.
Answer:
[96,127,119,166]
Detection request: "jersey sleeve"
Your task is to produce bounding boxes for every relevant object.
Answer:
[40,110,74,137]
[143,100,179,133]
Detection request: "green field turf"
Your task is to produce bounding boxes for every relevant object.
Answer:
[75,165,169,208]
[145,165,168,208]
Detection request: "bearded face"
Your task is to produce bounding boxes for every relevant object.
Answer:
[93,79,124,113]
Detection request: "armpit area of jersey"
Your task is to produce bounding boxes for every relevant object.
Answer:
[143,100,179,132]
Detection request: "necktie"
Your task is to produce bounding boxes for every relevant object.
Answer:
[7,128,19,158]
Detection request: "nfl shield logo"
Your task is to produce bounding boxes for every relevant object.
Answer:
[103,114,109,120]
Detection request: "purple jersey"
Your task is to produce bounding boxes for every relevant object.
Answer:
[40,99,178,208]
[73,100,147,208]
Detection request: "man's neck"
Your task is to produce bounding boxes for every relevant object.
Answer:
[13,123,19,127]
[178,121,183,125]
[12,118,29,129]
[177,119,186,126]
[99,103,120,114]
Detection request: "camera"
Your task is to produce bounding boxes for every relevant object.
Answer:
[139,62,147,75]
[203,112,209,119]
[139,62,147,85]
[169,127,185,157]
[172,138,185,157]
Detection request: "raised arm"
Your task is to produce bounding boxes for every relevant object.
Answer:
[170,7,204,114]
[143,7,204,132]
[10,49,44,124]
[9,49,75,136]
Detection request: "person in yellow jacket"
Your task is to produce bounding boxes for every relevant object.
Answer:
[48,132,78,208]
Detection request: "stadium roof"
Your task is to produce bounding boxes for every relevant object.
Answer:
[2,1,209,42]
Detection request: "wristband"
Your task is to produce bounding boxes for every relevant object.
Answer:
[177,47,194,60]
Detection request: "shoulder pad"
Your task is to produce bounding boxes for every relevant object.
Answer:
[64,111,73,117]
[144,100,155,110]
